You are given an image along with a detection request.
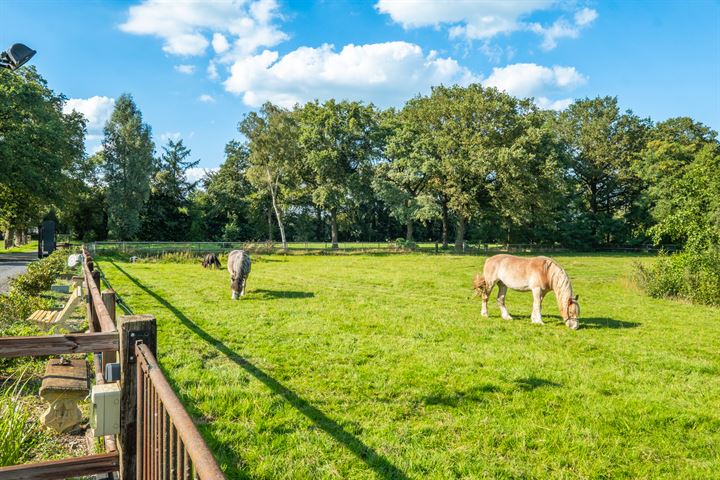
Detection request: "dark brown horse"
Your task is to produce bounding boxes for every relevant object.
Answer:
[202,253,221,269]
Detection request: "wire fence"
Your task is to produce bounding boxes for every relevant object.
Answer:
[89,240,680,257]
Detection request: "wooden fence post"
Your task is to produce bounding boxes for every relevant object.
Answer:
[119,315,156,480]
[101,290,117,371]
[91,271,101,332]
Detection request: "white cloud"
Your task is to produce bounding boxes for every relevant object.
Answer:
[207,61,220,80]
[224,41,479,108]
[529,8,598,50]
[159,132,182,143]
[198,94,216,103]
[63,96,115,131]
[535,97,573,111]
[174,64,196,74]
[212,33,230,54]
[484,63,586,97]
[120,0,286,57]
[483,63,585,108]
[185,167,217,183]
[375,1,597,50]
[575,7,599,27]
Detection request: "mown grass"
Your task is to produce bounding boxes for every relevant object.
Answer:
[0,241,38,253]
[99,253,720,479]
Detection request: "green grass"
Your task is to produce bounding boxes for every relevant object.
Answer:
[0,241,38,253]
[99,253,720,479]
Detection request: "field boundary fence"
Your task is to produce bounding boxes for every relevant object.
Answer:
[0,247,225,479]
[89,240,680,257]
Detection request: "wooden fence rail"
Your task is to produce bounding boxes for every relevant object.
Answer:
[0,247,225,479]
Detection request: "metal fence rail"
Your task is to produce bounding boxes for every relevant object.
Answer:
[136,342,224,480]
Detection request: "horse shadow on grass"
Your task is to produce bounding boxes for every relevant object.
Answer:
[538,314,641,330]
[252,289,314,300]
[110,262,408,480]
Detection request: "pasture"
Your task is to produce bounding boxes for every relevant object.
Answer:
[99,253,720,479]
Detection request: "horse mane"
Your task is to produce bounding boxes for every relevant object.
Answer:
[545,259,573,319]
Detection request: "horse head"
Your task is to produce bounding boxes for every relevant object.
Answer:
[565,294,580,330]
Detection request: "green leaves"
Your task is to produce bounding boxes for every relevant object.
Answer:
[102,93,154,240]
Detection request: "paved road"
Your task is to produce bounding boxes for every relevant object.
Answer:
[0,252,36,293]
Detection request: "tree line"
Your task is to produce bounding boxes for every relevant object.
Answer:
[2,67,718,256]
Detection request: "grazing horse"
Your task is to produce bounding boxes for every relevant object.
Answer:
[474,254,580,329]
[202,253,221,269]
[227,250,252,300]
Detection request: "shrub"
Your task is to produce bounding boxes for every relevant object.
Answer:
[9,250,68,296]
[392,238,417,250]
[635,248,720,306]
[0,371,42,466]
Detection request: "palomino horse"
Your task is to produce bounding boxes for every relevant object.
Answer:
[474,254,580,329]
[227,250,252,300]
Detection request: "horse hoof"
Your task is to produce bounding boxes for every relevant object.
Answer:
[502,316,513,321]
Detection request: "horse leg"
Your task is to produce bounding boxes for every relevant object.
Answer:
[240,277,247,296]
[497,283,513,320]
[531,288,545,325]
[481,281,494,317]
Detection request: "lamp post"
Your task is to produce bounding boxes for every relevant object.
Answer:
[0,43,36,70]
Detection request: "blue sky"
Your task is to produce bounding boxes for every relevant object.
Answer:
[3,0,719,178]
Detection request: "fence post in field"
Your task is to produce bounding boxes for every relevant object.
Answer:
[101,289,117,371]
[119,314,156,480]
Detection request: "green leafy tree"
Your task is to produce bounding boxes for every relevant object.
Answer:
[0,67,85,245]
[141,139,199,240]
[239,103,301,249]
[202,141,255,241]
[296,100,381,248]
[375,106,435,241]
[102,94,154,240]
[558,97,650,245]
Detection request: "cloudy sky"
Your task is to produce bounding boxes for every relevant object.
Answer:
[3,0,719,175]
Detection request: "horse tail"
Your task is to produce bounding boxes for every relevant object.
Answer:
[473,273,486,297]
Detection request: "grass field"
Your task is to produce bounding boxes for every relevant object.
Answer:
[99,253,720,479]
[0,241,38,253]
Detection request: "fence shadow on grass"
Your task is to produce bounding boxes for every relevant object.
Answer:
[110,261,409,480]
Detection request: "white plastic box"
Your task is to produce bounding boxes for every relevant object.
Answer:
[91,383,121,436]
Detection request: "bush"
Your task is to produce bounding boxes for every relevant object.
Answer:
[635,248,720,306]
[0,371,42,466]
[392,238,417,250]
[9,250,68,296]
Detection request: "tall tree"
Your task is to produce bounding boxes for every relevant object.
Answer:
[141,139,199,240]
[296,100,381,248]
[374,105,435,241]
[0,66,85,245]
[203,141,255,241]
[239,103,301,249]
[558,97,650,245]
[102,93,154,240]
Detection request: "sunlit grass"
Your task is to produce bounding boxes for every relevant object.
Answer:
[99,253,720,479]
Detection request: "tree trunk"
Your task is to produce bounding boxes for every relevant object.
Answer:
[315,207,323,241]
[330,210,339,249]
[454,217,465,252]
[21,231,27,245]
[441,201,449,249]
[4,229,13,249]
[14,230,22,247]
[270,189,287,249]
[267,209,273,242]
[406,219,414,242]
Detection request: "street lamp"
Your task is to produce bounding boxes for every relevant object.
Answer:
[0,43,36,70]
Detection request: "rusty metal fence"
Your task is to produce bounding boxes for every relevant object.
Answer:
[136,342,224,480]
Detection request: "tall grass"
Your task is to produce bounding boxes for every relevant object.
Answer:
[0,371,41,466]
